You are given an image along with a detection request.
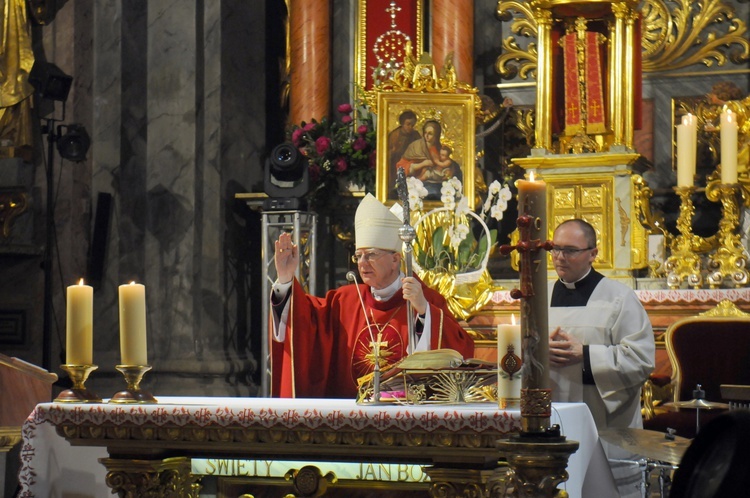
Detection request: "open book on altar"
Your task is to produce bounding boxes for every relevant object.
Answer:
[357,349,498,404]
[389,348,495,370]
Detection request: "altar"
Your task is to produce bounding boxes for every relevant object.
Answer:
[18,397,617,497]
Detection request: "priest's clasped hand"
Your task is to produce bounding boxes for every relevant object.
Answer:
[549,327,584,366]
[275,232,299,284]
[401,276,428,315]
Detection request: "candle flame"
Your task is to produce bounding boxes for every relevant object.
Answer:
[529,171,535,182]
[78,278,84,286]
[129,281,136,285]
[511,313,516,326]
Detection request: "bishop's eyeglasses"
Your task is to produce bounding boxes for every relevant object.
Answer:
[352,249,395,264]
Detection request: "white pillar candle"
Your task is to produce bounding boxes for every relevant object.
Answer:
[497,314,522,408]
[66,279,93,365]
[676,114,697,187]
[721,109,739,184]
[119,282,148,365]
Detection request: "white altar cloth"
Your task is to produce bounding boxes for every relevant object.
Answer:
[17,397,615,497]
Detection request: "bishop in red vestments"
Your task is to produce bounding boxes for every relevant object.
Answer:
[270,194,474,398]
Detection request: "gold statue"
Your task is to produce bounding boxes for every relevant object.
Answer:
[0,0,35,155]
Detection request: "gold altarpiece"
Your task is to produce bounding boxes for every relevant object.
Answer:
[508,0,648,282]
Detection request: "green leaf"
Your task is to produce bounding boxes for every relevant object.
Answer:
[457,233,474,270]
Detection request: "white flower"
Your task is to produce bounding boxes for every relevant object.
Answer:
[406,177,427,211]
[447,223,470,250]
[455,195,470,216]
[490,203,505,221]
[448,177,462,192]
[498,185,512,202]
[488,180,502,196]
[409,192,423,211]
[482,196,492,214]
[440,181,456,197]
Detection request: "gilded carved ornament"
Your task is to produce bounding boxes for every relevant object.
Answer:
[699,298,750,316]
[495,0,750,78]
[365,42,485,118]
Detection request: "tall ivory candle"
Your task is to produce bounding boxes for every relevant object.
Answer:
[676,114,697,187]
[721,109,738,184]
[497,314,522,408]
[119,282,148,365]
[66,279,93,365]
[515,172,550,392]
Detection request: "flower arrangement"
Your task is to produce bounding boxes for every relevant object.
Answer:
[408,176,512,276]
[406,176,512,320]
[290,102,377,212]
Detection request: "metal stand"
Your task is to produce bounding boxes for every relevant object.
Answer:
[260,210,317,397]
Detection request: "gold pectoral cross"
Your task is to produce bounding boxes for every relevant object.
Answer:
[367,333,392,369]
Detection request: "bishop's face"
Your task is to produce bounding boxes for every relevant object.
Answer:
[354,248,401,290]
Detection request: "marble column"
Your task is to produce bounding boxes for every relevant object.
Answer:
[289,0,331,124]
[431,0,473,84]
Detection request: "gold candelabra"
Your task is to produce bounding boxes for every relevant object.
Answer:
[664,186,705,289]
[705,182,749,288]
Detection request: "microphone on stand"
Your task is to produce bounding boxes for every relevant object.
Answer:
[347,271,380,402]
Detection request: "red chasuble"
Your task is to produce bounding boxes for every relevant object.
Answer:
[270,277,474,398]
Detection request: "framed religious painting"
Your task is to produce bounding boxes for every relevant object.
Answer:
[375,92,476,207]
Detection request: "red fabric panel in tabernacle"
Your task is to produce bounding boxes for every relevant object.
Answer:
[363,0,421,90]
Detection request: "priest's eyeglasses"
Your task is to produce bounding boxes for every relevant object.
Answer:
[352,250,394,264]
[550,246,594,258]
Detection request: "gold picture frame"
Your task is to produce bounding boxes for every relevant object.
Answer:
[375,92,476,207]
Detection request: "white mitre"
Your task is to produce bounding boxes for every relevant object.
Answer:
[354,193,403,252]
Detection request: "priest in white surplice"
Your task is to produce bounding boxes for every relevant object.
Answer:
[547,219,655,498]
[547,219,655,430]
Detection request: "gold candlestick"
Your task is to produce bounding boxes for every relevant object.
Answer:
[664,186,705,289]
[109,365,157,404]
[705,182,749,288]
[54,364,102,403]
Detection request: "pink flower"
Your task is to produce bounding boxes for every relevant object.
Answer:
[335,157,348,172]
[291,128,304,146]
[357,125,368,135]
[315,136,331,155]
[353,137,367,151]
[341,115,353,124]
[303,122,316,132]
[337,103,353,114]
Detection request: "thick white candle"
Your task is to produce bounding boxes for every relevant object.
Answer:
[515,173,550,392]
[119,282,148,365]
[721,109,738,183]
[66,279,93,365]
[497,314,522,408]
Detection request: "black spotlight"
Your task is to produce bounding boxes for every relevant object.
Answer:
[263,142,309,211]
[29,61,73,102]
[57,124,90,162]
